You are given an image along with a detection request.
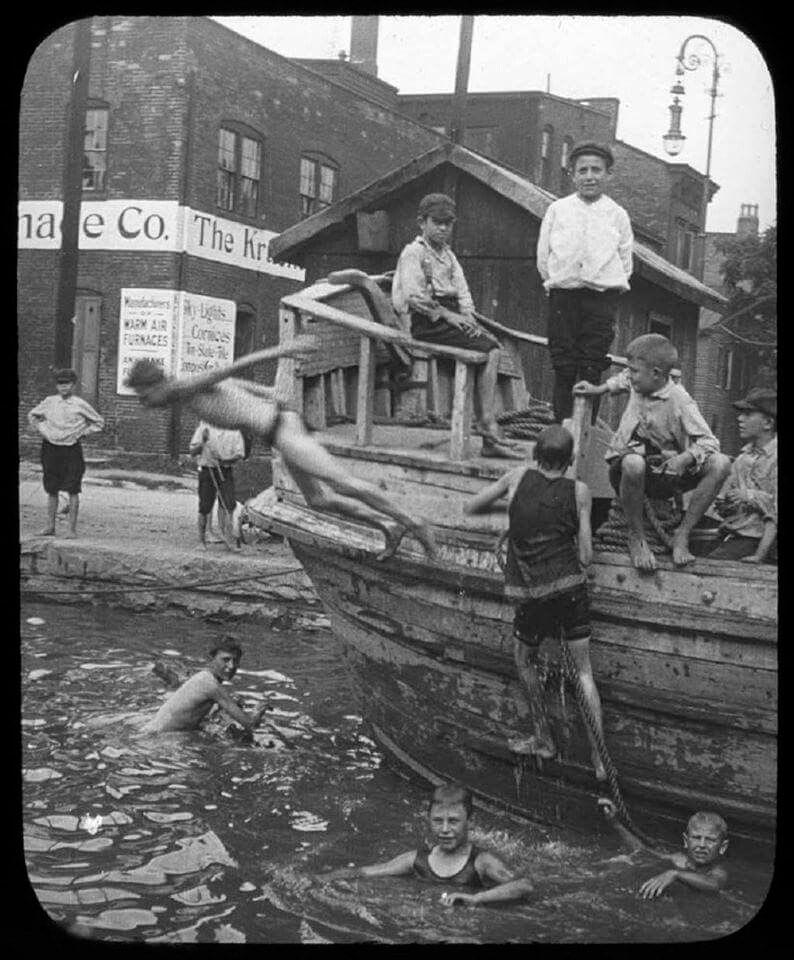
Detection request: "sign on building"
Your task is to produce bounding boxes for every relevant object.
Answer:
[117,288,236,394]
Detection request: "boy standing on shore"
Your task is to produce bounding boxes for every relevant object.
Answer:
[537,142,633,422]
[27,368,104,539]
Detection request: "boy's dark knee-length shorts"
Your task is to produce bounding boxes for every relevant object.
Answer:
[513,584,592,648]
[608,456,703,500]
[198,465,236,516]
[547,288,620,379]
[41,440,85,495]
[410,296,497,355]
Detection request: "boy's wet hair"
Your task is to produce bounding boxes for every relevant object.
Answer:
[418,193,456,221]
[209,639,243,661]
[535,425,574,470]
[626,333,679,375]
[686,811,728,839]
[54,367,77,384]
[428,781,473,817]
[125,358,167,388]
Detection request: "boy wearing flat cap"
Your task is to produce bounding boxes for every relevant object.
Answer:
[537,141,634,422]
[28,368,104,538]
[708,388,777,563]
[392,193,520,459]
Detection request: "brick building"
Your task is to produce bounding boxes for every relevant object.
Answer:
[18,16,445,458]
[695,205,763,455]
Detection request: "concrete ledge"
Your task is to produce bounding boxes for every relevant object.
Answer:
[20,535,328,628]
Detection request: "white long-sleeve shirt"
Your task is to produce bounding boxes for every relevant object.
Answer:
[537,193,633,292]
[28,394,104,445]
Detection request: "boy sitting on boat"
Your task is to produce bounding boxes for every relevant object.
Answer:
[707,388,777,563]
[391,192,521,459]
[465,424,606,781]
[598,798,729,898]
[573,333,730,570]
[317,782,532,906]
[143,641,267,739]
[124,345,438,561]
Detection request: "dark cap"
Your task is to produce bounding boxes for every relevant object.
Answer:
[733,387,776,418]
[417,193,456,220]
[568,141,615,170]
[54,367,77,383]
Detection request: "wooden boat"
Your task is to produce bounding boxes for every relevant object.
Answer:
[248,276,777,855]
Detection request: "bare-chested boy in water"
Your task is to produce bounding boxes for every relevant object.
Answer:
[124,343,437,560]
[142,641,265,738]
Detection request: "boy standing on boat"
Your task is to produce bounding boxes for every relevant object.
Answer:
[708,388,777,563]
[27,367,105,539]
[574,334,730,571]
[318,782,533,906]
[464,424,607,781]
[537,142,633,423]
[391,193,520,459]
[598,799,729,898]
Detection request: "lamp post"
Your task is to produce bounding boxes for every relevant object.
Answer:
[662,34,720,278]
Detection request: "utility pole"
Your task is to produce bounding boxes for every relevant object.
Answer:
[447,15,474,145]
[54,18,92,368]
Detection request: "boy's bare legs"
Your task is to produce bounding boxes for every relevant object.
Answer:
[619,454,656,571]
[508,638,556,760]
[277,415,438,559]
[670,453,731,566]
[40,494,58,535]
[63,494,79,538]
[198,513,209,548]
[566,637,606,780]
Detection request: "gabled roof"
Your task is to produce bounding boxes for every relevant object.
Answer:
[270,142,726,312]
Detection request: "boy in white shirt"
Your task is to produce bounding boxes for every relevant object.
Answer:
[537,142,633,422]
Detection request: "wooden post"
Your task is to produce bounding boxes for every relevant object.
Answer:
[449,360,474,460]
[568,394,592,481]
[356,336,375,445]
[427,357,440,416]
[448,16,474,144]
[274,306,300,410]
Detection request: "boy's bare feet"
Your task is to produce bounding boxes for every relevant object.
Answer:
[481,438,524,460]
[671,529,695,566]
[376,522,408,561]
[38,527,56,536]
[627,535,656,572]
[508,733,556,760]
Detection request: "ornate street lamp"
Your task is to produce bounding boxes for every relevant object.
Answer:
[663,35,721,276]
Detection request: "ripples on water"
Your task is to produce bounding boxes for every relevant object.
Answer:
[21,602,771,943]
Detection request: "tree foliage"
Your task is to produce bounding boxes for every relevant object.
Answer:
[716,225,776,346]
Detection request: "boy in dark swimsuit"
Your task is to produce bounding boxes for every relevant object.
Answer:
[318,782,532,907]
[465,424,606,780]
[124,342,437,561]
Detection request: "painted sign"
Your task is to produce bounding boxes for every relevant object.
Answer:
[175,291,235,377]
[116,288,180,395]
[116,288,237,394]
[18,200,305,281]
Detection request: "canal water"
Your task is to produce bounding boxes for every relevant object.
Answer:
[21,601,771,944]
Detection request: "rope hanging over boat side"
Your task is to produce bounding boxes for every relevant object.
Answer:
[496,398,556,441]
[594,498,682,556]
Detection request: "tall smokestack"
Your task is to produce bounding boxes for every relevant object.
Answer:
[736,203,759,238]
[350,16,379,76]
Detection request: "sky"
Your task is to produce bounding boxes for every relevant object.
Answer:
[213,15,776,234]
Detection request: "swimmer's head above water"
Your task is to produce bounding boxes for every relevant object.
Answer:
[426,782,474,855]
[208,639,243,682]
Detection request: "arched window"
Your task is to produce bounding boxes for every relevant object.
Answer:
[299,153,339,217]
[539,125,553,189]
[82,101,109,192]
[217,123,265,219]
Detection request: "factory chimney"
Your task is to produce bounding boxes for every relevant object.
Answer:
[350,16,379,76]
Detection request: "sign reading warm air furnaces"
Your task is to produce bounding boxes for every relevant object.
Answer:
[117,289,236,395]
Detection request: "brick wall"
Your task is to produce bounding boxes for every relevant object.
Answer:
[19,15,447,455]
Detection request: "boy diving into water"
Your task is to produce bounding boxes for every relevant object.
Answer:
[124,343,438,560]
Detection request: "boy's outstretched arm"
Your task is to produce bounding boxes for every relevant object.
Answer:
[598,799,648,855]
[444,852,533,906]
[464,469,519,515]
[212,684,258,733]
[639,864,727,899]
[319,850,417,882]
[575,481,593,567]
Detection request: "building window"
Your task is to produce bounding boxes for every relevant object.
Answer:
[216,126,263,218]
[675,219,697,272]
[82,107,108,191]
[299,154,338,217]
[539,126,553,189]
[560,137,574,194]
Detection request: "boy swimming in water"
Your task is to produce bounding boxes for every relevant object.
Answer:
[143,641,266,739]
[125,343,437,560]
[318,782,532,906]
[598,798,729,898]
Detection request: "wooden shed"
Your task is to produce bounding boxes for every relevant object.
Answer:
[269,141,726,430]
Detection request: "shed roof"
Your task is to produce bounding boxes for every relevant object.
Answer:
[270,142,726,312]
